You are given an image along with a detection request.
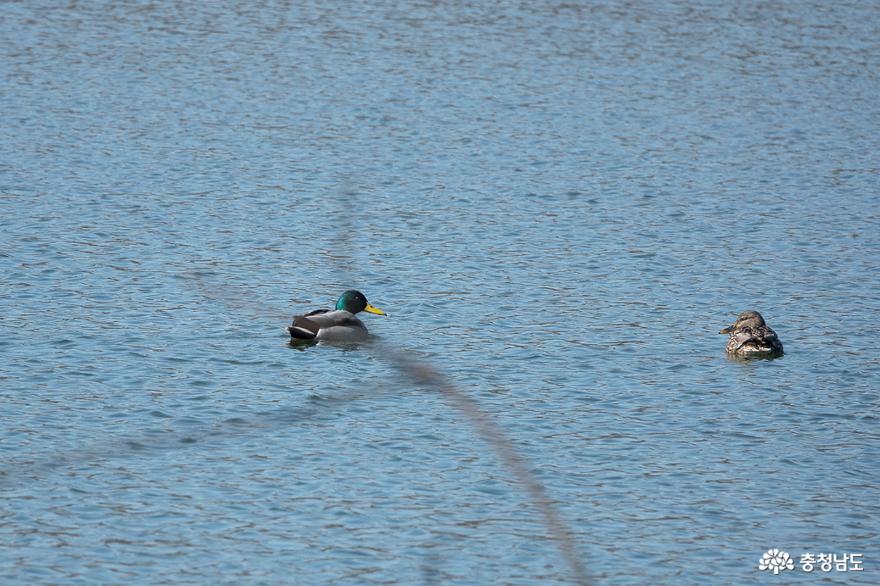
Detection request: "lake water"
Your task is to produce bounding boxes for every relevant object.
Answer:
[2,1,878,584]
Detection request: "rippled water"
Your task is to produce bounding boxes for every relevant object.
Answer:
[2,1,878,584]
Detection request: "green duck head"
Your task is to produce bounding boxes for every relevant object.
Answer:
[336,290,386,316]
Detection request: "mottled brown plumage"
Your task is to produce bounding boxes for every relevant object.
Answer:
[719,310,783,358]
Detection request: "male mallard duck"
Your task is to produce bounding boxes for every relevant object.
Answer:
[288,290,386,343]
[719,310,783,358]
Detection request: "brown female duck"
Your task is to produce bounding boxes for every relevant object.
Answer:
[719,310,783,358]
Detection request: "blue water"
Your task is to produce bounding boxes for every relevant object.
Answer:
[2,1,879,584]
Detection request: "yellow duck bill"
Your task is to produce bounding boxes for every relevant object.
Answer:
[363,303,386,316]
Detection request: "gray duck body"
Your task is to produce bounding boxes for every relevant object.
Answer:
[290,309,370,342]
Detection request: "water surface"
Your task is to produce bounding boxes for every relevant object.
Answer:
[2,1,878,584]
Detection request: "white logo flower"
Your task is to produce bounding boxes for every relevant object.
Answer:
[759,549,794,574]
